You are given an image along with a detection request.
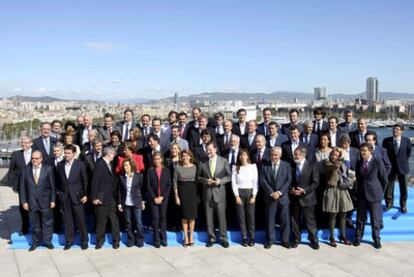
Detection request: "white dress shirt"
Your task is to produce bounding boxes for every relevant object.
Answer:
[124,174,134,206]
[231,163,258,197]
[23,149,32,165]
[65,160,74,178]
[239,122,246,135]
[329,130,337,147]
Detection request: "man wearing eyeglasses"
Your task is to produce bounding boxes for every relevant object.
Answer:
[19,150,56,251]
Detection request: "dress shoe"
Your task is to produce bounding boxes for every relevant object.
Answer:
[241,238,247,247]
[248,240,255,247]
[291,240,300,248]
[340,237,351,245]
[136,241,144,248]
[384,203,393,212]
[45,243,54,250]
[81,243,88,250]
[401,207,407,214]
[161,241,168,247]
[221,241,229,248]
[113,242,120,249]
[206,241,214,247]
[154,243,161,248]
[95,242,103,250]
[264,242,272,249]
[281,242,291,249]
[126,242,134,248]
[329,239,337,248]
[373,241,382,249]
[310,241,320,250]
[353,240,360,247]
[28,244,39,252]
[63,243,73,250]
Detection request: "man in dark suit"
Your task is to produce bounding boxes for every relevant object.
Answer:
[56,145,89,250]
[32,122,58,163]
[77,115,98,146]
[365,131,392,175]
[299,120,318,159]
[83,139,103,185]
[198,142,231,248]
[257,107,272,136]
[266,121,288,148]
[8,136,33,234]
[177,112,191,140]
[312,107,328,135]
[139,113,152,147]
[19,150,56,251]
[338,110,358,133]
[290,146,320,250]
[141,134,167,169]
[115,109,136,142]
[97,113,116,145]
[281,109,303,137]
[349,118,368,148]
[81,129,99,156]
[354,143,388,249]
[188,106,202,129]
[91,146,120,249]
[170,125,189,150]
[151,118,170,150]
[327,116,345,148]
[213,112,225,135]
[233,108,248,137]
[251,135,271,169]
[260,146,292,249]
[216,119,233,156]
[193,129,212,164]
[281,125,308,167]
[382,124,412,213]
[188,114,215,150]
[240,120,258,153]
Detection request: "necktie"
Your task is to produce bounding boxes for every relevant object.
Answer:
[273,163,279,178]
[264,124,268,136]
[295,163,301,182]
[304,135,309,144]
[394,140,399,155]
[34,168,39,185]
[225,133,229,145]
[179,126,184,137]
[359,133,364,144]
[44,139,50,155]
[209,159,216,177]
[108,126,112,136]
[256,151,262,164]
[123,124,129,141]
[363,160,369,175]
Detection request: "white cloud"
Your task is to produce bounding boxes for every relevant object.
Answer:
[83,41,127,52]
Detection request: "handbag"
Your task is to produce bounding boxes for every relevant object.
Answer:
[338,166,356,190]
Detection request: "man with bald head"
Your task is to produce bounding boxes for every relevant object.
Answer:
[77,115,98,146]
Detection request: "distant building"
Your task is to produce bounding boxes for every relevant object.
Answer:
[314,87,327,100]
[174,92,178,105]
[366,77,379,101]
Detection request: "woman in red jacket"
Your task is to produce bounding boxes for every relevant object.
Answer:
[116,142,145,175]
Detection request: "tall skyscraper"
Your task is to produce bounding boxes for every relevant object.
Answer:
[366,77,379,101]
[174,92,178,105]
[314,87,327,100]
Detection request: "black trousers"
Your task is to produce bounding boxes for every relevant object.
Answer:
[235,189,255,240]
[95,200,120,244]
[60,196,88,244]
[355,198,382,243]
[265,197,290,244]
[19,204,30,234]
[290,201,318,242]
[150,200,168,245]
[29,208,54,245]
[385,173,408,208]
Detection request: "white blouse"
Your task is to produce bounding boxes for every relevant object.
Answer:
[231,163,259,196]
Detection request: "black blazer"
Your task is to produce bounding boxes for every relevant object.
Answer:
[260,160,292,205]
[188,127,216,150]
[216,133,232,156]
[146,167,172,201]
[19,165,56,210]
[56,159,88,205]
[32,136,58,162]
[240,133,258,153]
[281,123,303,138]
[338,122,358,133]
[250,147,272,169]
[8,150,30,191]
[356,156,388,202]
[312,120,329,134]
[232,121,247,137]
[118,172,144,208]
[76,124,98,146]
[291,160,319,207]
[194,145,209,164]
[281,140,309,166]
[349,130,365,149]
[90,158,118,206]
[382,136,412,175]
[257,122,270,136]
[266,134,289,148]
[299,132,319,158]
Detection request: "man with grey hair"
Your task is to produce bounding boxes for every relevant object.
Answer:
[78,115,98,146]
[227,134,240,168]
[260,146,292,249]
[217,119,234,156]
[32,122,58,162]
[91,146,120,249]
[82,129,99,155]
[300,120,318,156]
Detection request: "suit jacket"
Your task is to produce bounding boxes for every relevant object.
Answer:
[290,160,319,207]
[83,152,101,186]
[170,137,189,151]
[76,124,98,146]
[241,133,258,153]
[260,160,292,205]
[281,140,309,166]
[98,125,116,144]
[356,157,388,202]
[373,145,392,175]
[118,172,144,208]
[152,131,170,150]
[188,127,216,150]
[257,122,270,136]
[179,124,192,141]
[250,147,272,169]
[232,121,247,137]
[266,134,289,148]
[194,145,209,164]
[32,136,58,162]
[382,136,412,175]
[216,133,232,156]
[90,159,118,206]
[146,167,172,201]
[198,156,231,203]
[349,130,366,149]
[56,159,88,205]
[8,150,30,191]
[338,122,358,133]
[299,132,318,158]
[115,121,136,141]
[328,128,346,148]
[312,120,329,135]
[19,165,56,210]
[344,147,360,170]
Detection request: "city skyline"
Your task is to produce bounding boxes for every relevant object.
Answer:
[1,1,413,100]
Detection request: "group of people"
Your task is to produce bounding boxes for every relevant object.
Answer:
[8,107,411,251]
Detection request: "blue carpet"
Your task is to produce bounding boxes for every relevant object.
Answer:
[9,185,414,249]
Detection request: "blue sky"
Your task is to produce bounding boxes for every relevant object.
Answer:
[0,0,413,100]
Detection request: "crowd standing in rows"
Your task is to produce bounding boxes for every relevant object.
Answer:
[8,107,411,251]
